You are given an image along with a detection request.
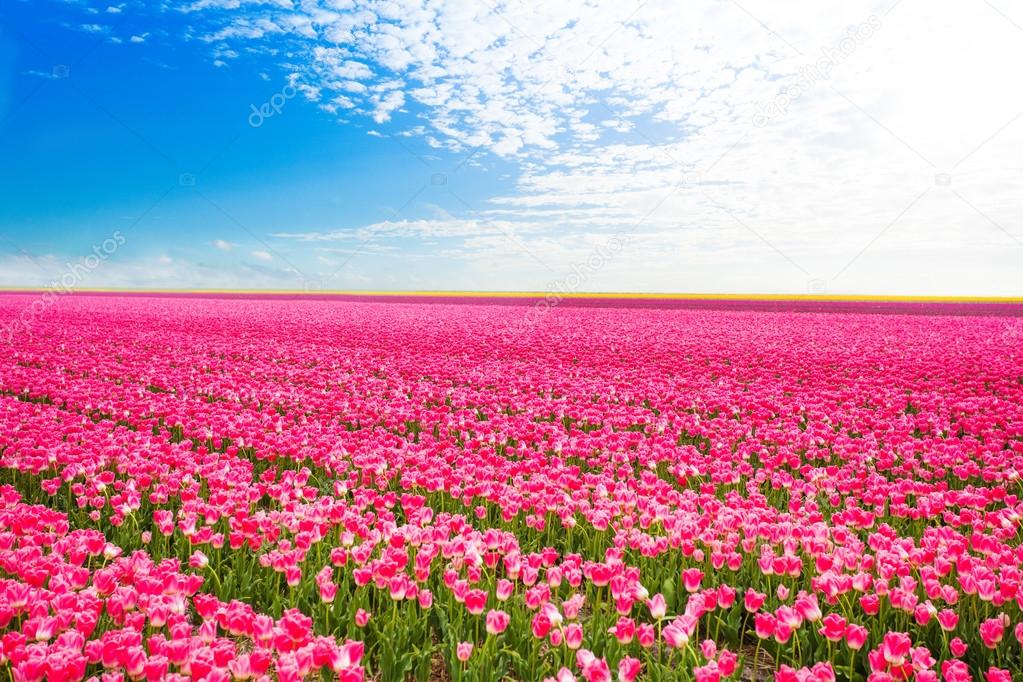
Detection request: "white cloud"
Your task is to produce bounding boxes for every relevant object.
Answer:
[250,250,274,261]
[169,1,1023,293]
[275,220,472,242]
[212,239,237,251]
[0,253,319,291]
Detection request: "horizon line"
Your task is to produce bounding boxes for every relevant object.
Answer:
[1,287,1022,303]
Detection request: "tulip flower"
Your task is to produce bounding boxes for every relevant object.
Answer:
[818,613,847,642]
[647,594,667,619]
[937,609,959,632]
[845,624,868,650]
[617,656,641,682]
[979,616,1006,649]
[486,609,510,635]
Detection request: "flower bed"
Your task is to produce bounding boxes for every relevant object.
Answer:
[1,293,1021,681]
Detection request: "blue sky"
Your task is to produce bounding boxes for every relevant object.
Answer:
[1,0,1022,294]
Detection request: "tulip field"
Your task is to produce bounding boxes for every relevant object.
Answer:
[2,292,1023,682]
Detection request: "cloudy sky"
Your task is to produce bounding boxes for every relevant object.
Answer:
[1,0,1021,295]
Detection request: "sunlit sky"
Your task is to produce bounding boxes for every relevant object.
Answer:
[1,0,1022,294]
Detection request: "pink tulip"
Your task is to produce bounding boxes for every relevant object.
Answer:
[496,578,514,601]
[942,660,972,682]
[662,622,691,648]
[608,616,635,644]
[637,623,656,648]
[980,616,1007,649]
[647,594,667,619]
[565,623,584,649]
[744,589,766,612]
[845,624,868,650]
[485,609,510,635]
[718,650,738,676]
[189,551,209,570]
[563,593,585,620]
[754,613,776,639]
[818,613,846,642]
[532,613,552,639]
[682,568,704,593]
[937,609,959,632]
[986,667,1013,682]
[880,632,912,666]
[464,589,487,615]
[617,656,641,682]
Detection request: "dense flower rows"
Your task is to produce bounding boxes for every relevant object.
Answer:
[1,292,1022,681]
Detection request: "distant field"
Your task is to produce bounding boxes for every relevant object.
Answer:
[4,288,1022,315]
[1,292,1022,681]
